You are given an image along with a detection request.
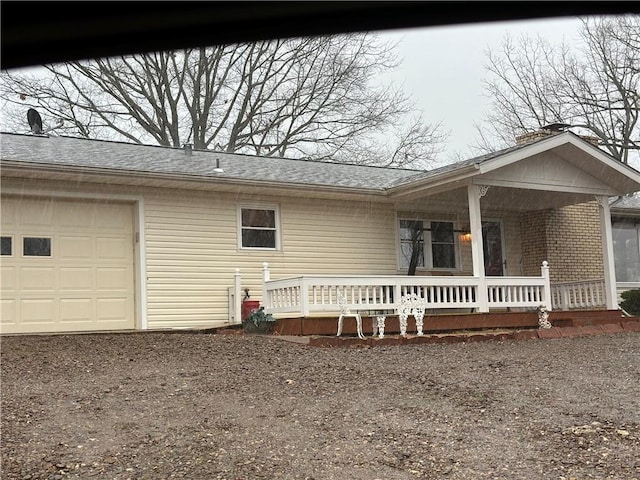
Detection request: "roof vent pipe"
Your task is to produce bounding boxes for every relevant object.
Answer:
[214,158,224,173]
[184,143,192,156]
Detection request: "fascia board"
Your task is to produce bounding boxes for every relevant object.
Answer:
[0,161,387,202]
[473,133,576,174]
[472,176,618,196]
[385,164,480,199]
[478,133,640,181]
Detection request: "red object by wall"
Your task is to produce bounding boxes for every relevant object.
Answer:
[242,300,261,321]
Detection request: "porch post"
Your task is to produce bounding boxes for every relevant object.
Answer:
[540,261,552,311]
[262,262,270,309]
[468,184,488,312]
[234,268,242,324]
[597,196,618,309]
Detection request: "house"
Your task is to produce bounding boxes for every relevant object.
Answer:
[2,130,640,335]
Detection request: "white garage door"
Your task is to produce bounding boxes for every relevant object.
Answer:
[1,196,136,334]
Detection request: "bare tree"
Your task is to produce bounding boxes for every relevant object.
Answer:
[406,220,424,276]
[1,34,446,168]
[474,16,639,163]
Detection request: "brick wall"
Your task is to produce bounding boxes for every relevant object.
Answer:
[520,210,548,276]
[521,202,604,283]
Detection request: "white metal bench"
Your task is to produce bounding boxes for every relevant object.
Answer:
[371,293,427,338]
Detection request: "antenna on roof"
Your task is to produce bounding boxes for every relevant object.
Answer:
[27,108,43,134]
[26,108,63,135]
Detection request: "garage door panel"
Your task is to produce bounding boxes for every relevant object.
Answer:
[2,206,17,226]
[1,299,16,325]
[1,266,17,291]
[97,297,129,322]
[21,299,56,323]
[59,267,94,290]
[1,197,136,334]
[97,267,131,291]
[97,237,131,261]
[95,205,133,231]
[21,267,56,291]
[20,201,54,227]
[58,236,93,259]
[60,298,93,322]
[57,205,95,228]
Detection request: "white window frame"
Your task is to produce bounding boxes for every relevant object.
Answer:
[21,235,53,258]
[397,216,460,272]
[1,235,14,257]
[237,204,281,251]
[612,217,640,283]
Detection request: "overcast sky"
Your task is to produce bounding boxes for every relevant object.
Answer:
[373,16,585,163]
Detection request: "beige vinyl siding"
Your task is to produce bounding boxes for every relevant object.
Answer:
[277,198,397,273]
[144,191,398,329]
[144,193,239,329]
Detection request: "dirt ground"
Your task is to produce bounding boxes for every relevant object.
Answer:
[1,331,639,480]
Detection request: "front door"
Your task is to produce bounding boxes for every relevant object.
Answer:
[483,221,504,276]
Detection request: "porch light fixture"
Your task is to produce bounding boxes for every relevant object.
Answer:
[454,225,471,241]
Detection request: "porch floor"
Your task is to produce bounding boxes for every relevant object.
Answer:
[242,309,640,348]
[272,309,629,337]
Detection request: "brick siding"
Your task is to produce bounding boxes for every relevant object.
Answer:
[521,202,604,283]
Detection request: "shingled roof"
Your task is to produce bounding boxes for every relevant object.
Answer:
[1,131,623,195]
[0,132,427,191]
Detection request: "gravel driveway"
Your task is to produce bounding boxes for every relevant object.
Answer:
[1,331,639,479]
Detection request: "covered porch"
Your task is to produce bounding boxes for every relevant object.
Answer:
[230,133,640,335]
[254,262,618,336]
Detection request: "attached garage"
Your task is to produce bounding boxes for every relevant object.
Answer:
[1,196,136,334]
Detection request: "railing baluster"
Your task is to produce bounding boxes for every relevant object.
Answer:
[263,268,611,316]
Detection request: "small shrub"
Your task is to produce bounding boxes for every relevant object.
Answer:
[243,307,276,334]
[620,289,640,316]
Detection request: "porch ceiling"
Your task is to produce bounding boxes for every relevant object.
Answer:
[397,185,599,214]
[390,133,640,212]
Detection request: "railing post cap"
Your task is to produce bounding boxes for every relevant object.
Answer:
[542,260,549,267]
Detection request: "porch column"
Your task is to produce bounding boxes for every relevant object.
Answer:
[597,196,618,309]
[234,268,242,324]
[262,262,270,310]
[468,184,488,312]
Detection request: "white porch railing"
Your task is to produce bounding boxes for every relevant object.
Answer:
[550,279,607,310]
[260,261,552,317]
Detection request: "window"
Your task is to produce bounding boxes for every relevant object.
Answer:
[399,218,456,270]
[1,236,12,256]
[430,221,456,268]
[23,237,52,257]
[612,219,640,282]
[399,220,425,269]
[240,207,279,249]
